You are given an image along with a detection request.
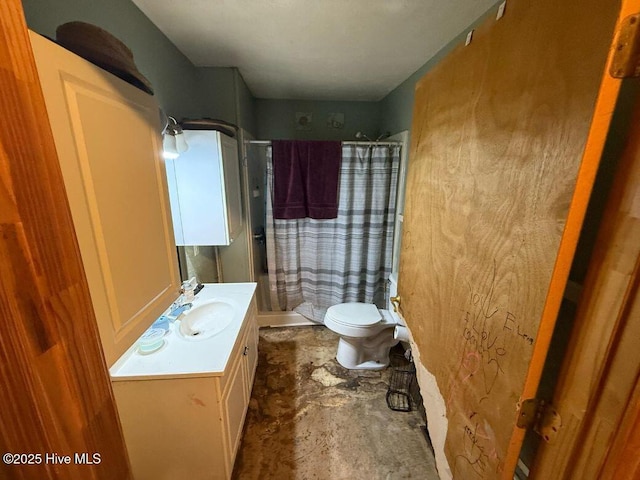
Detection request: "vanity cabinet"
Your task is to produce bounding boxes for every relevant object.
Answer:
[29,31,181,367]
[165,130,243,246]
[112,296,258,480]
[221,299,259,473]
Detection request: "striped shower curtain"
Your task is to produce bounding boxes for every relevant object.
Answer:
[265,144,400,323]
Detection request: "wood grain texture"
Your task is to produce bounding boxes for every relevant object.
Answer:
[532,84,640,480]
[399,0,622,477]
[601,375,640,479]
[0,2,131,479]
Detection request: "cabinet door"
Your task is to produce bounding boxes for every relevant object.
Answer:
[219,133,243,243]
[166,131,242,246]
[167,130,228,245]
[222,351,248,476]
[30,32,181,366]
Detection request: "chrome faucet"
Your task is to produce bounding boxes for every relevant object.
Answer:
[167,296,192,320]
[167,277,199,320]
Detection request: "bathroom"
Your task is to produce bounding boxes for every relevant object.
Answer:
[3,0,640,479]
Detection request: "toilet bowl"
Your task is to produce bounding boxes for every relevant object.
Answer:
[324,274,404,370]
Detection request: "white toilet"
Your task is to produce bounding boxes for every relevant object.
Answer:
[324,274,407,370]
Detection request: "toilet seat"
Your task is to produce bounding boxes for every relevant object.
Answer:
[325,302,396,339]
[325,302,381,327]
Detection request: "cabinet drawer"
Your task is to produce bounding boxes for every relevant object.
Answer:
[222,350,248,475]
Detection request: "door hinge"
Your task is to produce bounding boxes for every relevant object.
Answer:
[516,398,562,443]
[611,14,640,78]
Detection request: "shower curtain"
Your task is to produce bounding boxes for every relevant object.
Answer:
[265,144,400,323]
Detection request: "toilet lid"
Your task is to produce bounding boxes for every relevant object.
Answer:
[326,303,381,326]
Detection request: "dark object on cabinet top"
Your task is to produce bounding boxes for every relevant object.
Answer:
[56,21,154,95]
[180,118,238,138]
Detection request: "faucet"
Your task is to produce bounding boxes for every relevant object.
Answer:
[167,277,199,320]
[167,295,192,320]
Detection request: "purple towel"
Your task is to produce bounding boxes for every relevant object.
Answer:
[272,140,341,219]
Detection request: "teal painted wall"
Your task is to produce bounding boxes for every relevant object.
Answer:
[255,99,380,141]
[190,68,256,134]
[22,0,202,118]
[194,67,237,124]
[21,0,254,126]
[235,70,257,135]
[378,1,503,136]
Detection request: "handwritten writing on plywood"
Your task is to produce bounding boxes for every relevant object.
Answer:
[399,0,619,476]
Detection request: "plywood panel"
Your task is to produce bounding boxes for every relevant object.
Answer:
[0,2,130,478]
[399,0,623,477]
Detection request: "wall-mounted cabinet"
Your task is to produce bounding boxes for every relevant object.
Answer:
[165,130,243,246]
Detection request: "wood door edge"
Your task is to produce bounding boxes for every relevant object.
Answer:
[500,1,639,475]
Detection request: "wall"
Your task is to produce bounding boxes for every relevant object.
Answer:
[235,69,257,135]
[194,67,238,124]
[215,72,258,285]
[255,99,380,141]
[22,0,201,118]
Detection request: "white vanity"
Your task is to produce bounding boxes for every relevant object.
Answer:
[30,30,258,480]
[110,283,258,480]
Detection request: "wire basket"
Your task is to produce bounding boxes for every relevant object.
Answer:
[386,352,416,412]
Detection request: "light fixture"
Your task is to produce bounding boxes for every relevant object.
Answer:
[174,132,189,154]
[162,134,179,159]
[162,116,188,159]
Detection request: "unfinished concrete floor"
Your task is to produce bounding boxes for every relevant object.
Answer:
[232,326,439,480]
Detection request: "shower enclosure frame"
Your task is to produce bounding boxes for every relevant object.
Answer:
[243,132,409,327]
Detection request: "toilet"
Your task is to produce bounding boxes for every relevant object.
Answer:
[324,274,407,370]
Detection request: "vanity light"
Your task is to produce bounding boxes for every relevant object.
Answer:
[162,115,188,159]
[174,131,189,154]
[163,134,179,159]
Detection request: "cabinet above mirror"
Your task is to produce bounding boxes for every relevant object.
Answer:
[165,130,243,246]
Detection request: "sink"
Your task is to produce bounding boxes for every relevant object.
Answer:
[177,299,235,340]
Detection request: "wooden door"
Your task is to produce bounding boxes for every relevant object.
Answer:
[531,85,640,479]
[398,0,638,478]
[29,32,181,367]
[0,2,131,478]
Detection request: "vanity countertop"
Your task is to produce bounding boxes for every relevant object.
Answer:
[110,282,257,381]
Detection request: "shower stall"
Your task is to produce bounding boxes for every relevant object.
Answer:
[244,132,409,326]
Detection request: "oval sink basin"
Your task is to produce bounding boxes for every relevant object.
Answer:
[178,300,235,341]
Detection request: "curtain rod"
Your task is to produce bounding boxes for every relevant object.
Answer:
[245,140,403,147]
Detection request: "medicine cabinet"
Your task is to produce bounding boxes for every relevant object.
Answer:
[165,130,243,246]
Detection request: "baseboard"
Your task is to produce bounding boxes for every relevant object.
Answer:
[257,311,317,328]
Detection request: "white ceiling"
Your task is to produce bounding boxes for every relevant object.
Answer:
[132,0,498,101]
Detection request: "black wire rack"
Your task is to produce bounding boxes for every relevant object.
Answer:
[386,352,417,412]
